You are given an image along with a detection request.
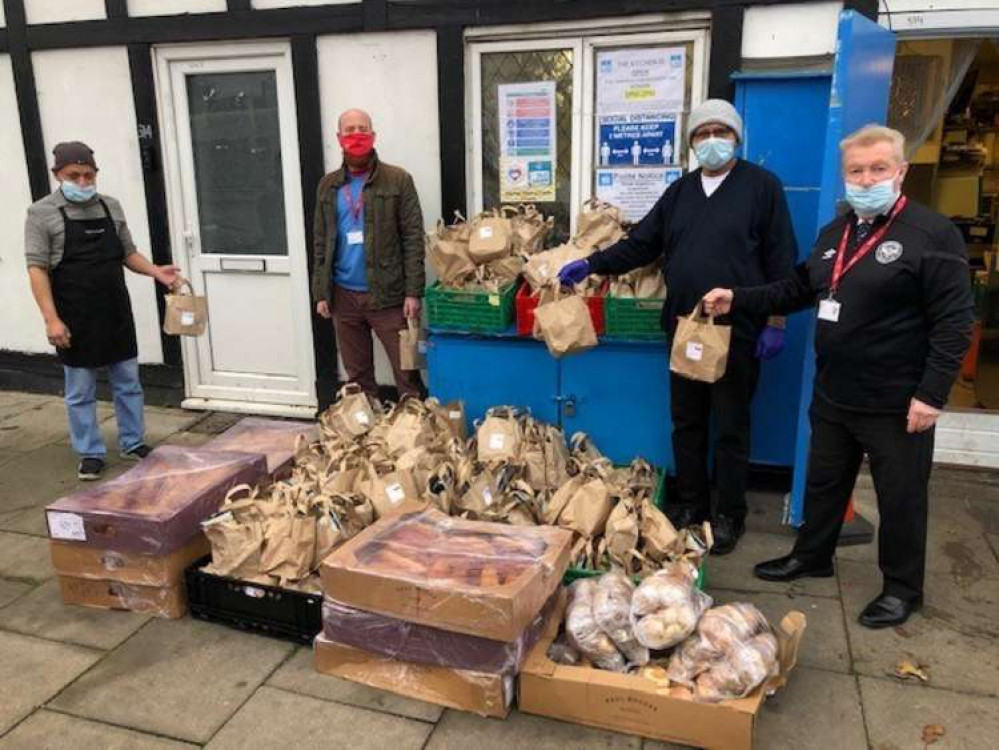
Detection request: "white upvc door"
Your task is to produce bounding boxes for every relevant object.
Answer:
[155,41,316,417]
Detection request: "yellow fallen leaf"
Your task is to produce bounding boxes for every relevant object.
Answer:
[891,659,929,682]
[921,724,945,745]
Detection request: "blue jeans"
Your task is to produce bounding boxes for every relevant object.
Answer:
[64,358,145,459]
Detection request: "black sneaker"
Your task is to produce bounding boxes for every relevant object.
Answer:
[120,444,152,461]
[77,457,106,481]
[712,515,746,556]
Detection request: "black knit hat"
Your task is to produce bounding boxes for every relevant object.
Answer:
[52,141,98,173]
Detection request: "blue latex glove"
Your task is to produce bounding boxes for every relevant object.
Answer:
[558,259,591,287]
[755,325,785,360]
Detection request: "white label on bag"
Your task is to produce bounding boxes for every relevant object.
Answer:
[686,342,704,361]
[448,410,462,419]
[479,226,494,239]
[483,487,494,506]
[355,410,370,426]
[48,511,86,541]
[417,341,428,354]
[489,434,506,450]
[488,294,500,306]
[180,311,196,326]
[346,230,364,245]
[386,483,406,505]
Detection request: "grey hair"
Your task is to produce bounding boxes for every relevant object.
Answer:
[840,124,905,163]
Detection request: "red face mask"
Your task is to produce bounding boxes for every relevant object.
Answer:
[338,132,375,159]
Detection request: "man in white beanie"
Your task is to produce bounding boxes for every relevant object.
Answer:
[560,99,797,554]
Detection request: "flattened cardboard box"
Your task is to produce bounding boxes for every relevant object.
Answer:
[314,635,513,719]
[319,508,573,642]
[518,600,806,750]
[57,575,188,619]
[49,534,210,586]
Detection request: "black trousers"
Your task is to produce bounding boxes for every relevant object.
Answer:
[793,395,934,601]
[670,342,760,522]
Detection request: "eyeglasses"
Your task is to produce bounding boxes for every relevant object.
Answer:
[692,127,734,142]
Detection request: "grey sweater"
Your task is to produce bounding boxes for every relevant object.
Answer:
[24,189,137,270]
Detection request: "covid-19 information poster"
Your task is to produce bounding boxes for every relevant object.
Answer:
[498,81,557,203]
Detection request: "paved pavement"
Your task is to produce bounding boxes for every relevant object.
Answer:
[0,390,996,749]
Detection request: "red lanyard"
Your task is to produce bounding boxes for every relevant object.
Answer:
[343,177,365,222]
[830,195,907,295]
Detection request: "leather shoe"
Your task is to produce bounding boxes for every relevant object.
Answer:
[859,594,922,629]
[754,554,834,582]
[711,515,745,556]
[667,505,708,530]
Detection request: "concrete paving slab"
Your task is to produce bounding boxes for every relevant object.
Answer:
[0,392,59,423]
[837,488,999,583]
[859,677,999,750]
[988,534,999,565]
[425,709,640,750]
[0,631,101,735]
[712,589,851,673]
[205,685,432,750]
[0,580,150,650]
[0,403,73,455]
[704,531,841,599]
[755,666,868,750]
[266,645,443,723]
[744,490,794,536]
[0,532,53,584]
[839,560,999,698]
[49,618,294,744]
[0,443,82,515]
[97,409,202,456]
[0,507,48,537]
[0,709,199,750]
[0,579,33,609]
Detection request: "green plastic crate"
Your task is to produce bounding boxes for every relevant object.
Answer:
[426,281,516,333]
[604,296,666,340]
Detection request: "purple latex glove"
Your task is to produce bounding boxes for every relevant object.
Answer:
[558,259,590,287]
[755,325,785,360]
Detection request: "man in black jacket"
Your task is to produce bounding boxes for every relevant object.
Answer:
[703,124,974,628]
[560,99,798,555]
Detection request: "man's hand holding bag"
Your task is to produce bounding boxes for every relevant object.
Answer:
[670,305,731,383]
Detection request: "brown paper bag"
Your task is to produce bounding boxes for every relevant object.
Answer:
[557,477,613,538]
[163,278,208,336]
[443,401,467,441]
[640,496,680,561]
[605,496,640,566]
[360,465,422,519]
[523,243,591,292]
[468,212,513,263]
[399,318,426,372]
[259,511,316,582]
[201,511,264,579]
[427,220,476,285]
[476,408,522,463]
[670,307,731,383]
[532,286,598,358]
[313,511,345,569]
[327,384,378,436]
[573,198,625,251]
[456,472,503,517]
[505,204,553,255]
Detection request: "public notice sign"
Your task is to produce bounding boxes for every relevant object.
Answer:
[595,167,683,223]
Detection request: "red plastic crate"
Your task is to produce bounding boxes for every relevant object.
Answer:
[515,280,606,337]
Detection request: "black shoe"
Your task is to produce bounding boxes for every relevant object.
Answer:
[667,505,708,530]
[77,457,106,481]
[754,554,835,582]
[859,594,922,629]
[120,444,152,461]
[711,515,745,556]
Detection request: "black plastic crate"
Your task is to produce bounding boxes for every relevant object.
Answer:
[184,555,322,645]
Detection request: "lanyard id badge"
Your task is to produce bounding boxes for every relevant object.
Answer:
[818,298,841,322]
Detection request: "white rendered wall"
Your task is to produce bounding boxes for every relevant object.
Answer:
[742,2,842,59]
[24,0,105,25]
[253,0,359,8]
[33,47,164,365]
[0,56,45,356]
[127,0,226,16]
[317,30,441,386]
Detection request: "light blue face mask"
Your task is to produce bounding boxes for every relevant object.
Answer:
[61,181,97,203]
[844,178,898,218]
[694,137,737,171]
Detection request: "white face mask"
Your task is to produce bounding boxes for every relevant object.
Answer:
[844,175,899,217]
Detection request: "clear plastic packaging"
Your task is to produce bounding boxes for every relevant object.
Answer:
[593,569,649,666]
[205,417,319,478]
[693,632,780,703]
[57,575,187,618]
[630,560,713,650]
[46,447,268,555]
[667,602,772,687]
[565,579,627,672]
[48,534,210,587]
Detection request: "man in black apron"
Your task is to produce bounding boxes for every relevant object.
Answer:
[25,142,180,480]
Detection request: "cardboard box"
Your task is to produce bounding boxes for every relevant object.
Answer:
[204,417,319,479]
[320,508,573,642]
[49,534,210,587]
[45,446,267,555]
[519,600,806,750]
[57,575,188,619]
[314,635,513,719]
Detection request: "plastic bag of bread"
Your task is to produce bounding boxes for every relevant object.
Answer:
[630,560,712,650]
[593,569,649,665]
[667,602,771,686]
[565,578,627,672]
[693,631,780,702]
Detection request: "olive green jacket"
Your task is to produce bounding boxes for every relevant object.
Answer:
[311,153,426,309]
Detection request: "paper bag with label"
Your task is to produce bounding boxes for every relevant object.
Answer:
[468,212,513,263]
[670,307,730,383]
[427,219,476,285]
[399,318,427,372]
[442,401,467,441]
[327,384,378,437]
[572,198,626,252]
[555,477,613,539]
[476,408,523,463]
[523,243,591,292]
[504,204,553,255]
[360,465,421,519]
[532,286,599,359]
[163,278,208,336]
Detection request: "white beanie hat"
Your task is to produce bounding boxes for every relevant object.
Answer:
[687,99,743,143]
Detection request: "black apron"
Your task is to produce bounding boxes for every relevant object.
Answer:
[51,199,138,368]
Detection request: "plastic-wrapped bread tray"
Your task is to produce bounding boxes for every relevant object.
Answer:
[45,446,268,555]
[204,417,319,479]
[185,555,322,645]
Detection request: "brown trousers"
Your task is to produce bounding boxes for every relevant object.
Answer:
[331,285,421,399]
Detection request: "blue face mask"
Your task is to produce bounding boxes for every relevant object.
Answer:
[61,181,97,203]
[694,137,737,171]
[844,178,898,218]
